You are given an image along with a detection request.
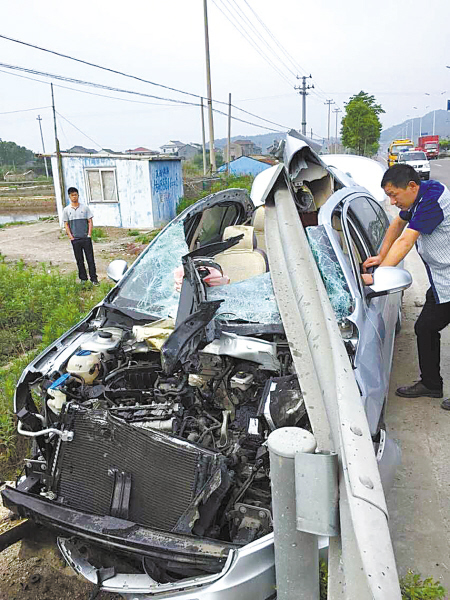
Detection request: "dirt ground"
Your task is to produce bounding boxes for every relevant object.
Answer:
[0,218,148,278]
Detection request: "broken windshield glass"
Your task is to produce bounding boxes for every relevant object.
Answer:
[112,214,350,324]
[306,225,352,320]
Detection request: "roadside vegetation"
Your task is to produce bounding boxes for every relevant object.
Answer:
[320,562,446,599]
[341,91,384,157]
[0,257,112,475]
[177,173,254,214]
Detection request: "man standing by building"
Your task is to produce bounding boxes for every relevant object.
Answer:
[63,187,99,286]
[363,164,450,411]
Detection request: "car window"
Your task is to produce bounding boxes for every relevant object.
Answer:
[195,204,241,246]
[347,197,389,254]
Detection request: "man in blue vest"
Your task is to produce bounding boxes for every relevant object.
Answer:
[363,164,450,411]
[63,187,99,286]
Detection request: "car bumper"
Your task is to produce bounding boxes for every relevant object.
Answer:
[2,485,327,600]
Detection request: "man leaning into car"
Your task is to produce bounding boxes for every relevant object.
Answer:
[362,163,450,411]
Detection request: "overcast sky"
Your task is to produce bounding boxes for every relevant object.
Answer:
[1,0,449,154]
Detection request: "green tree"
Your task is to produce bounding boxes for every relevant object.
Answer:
[341,91,385,156]
[192,150,224,170]
[0,140,34,168]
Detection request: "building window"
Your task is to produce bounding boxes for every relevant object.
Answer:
[85,168,118,203]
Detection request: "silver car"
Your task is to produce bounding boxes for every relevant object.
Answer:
[2,133,409,599]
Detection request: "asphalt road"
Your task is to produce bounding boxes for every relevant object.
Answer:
[386,157,450,590]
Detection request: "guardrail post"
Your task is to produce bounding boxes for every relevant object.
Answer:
[268,427,319,599]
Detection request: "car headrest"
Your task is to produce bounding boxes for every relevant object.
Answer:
[251,206,265,232]
[222,225,256,251]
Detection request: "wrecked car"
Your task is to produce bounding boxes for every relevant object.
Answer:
[2,133,411,599]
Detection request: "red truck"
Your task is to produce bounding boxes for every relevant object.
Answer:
[418,135,439,159]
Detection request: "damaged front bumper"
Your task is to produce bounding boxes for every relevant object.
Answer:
[2,485,278,599]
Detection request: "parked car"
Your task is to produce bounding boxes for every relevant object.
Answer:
[398,149,431,180]
[2,134,411,599]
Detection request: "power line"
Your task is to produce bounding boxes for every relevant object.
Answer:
[56,111,103,149]
[0,33,205,102]
[210,0,294,88]
[0,105,50,115]
[0,63,290,133]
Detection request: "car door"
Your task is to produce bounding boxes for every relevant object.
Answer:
[341,194,399,433]
[319,187,400,434]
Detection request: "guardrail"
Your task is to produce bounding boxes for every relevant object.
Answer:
[265,172,401,599]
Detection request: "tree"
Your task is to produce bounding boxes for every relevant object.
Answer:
[0,140,34,168]
[341,91,385,156]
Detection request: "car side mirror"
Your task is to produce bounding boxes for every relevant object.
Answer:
[107,259,128,282]
[366,266,412,300]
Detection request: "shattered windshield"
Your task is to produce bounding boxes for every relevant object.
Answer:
[111,218,281,324]
[112,213,351,324]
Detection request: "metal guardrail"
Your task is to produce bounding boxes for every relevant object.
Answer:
[265,172,401,599]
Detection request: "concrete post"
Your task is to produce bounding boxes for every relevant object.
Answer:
[268,427,319,600]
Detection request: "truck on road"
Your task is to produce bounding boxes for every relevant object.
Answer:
[418,135,439,159]
[388,139,414,167]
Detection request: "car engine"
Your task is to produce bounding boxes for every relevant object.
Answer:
[19,321,307,549]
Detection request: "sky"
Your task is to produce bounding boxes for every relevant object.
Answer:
[0,0,449,154]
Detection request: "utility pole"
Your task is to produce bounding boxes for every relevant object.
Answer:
[203,0,216,172]
[433,110,436,135]
[294,75,314,135]
[333,107,342,153]
[51,83,65,211]
[325,100,335,148]
[227,93,232,175]
[36,115,49,178]
[200,97,207,176]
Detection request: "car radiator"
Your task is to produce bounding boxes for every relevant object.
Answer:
[51,408,222,532]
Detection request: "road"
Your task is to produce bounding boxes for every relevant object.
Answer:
[386,157,450,590]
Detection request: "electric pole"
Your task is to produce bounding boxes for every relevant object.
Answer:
[203,0,216,172]
[294,75,314,135]
[200,98,207,176]
[325,99,335,148]
[227,93,232,175]
[51,84,65,211]
[36,115,49,178]
[333,107,342,153]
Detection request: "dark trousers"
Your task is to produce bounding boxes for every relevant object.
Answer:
[71,237,98,282]
[415,287,450,390]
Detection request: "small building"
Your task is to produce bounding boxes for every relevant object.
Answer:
[177,143,202,160]
[159,140,184,155]
[218,156,273,176]
[224,139,262,161]
[125,147,158,156]
[50,153,183,229]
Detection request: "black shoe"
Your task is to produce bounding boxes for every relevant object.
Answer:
[441,399,450,410]
[92,280,100,286]
[395,381,443,398]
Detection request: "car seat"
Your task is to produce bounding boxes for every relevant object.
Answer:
[214,225,268,283]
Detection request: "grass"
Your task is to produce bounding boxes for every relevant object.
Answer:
[127,229,140,236]
[0,259,113,474]
[91,227,108,242]
[176,174,254,215]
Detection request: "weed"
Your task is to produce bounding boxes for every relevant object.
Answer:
[400,570,446,599]
[91,227,107,242]
[134,229,162,245]
[127,229,140,236]
[318,564,446,599]
[0,263,113,471]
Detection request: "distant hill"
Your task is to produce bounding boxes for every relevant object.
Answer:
[380,109,450,144]
[214,132,286,153]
